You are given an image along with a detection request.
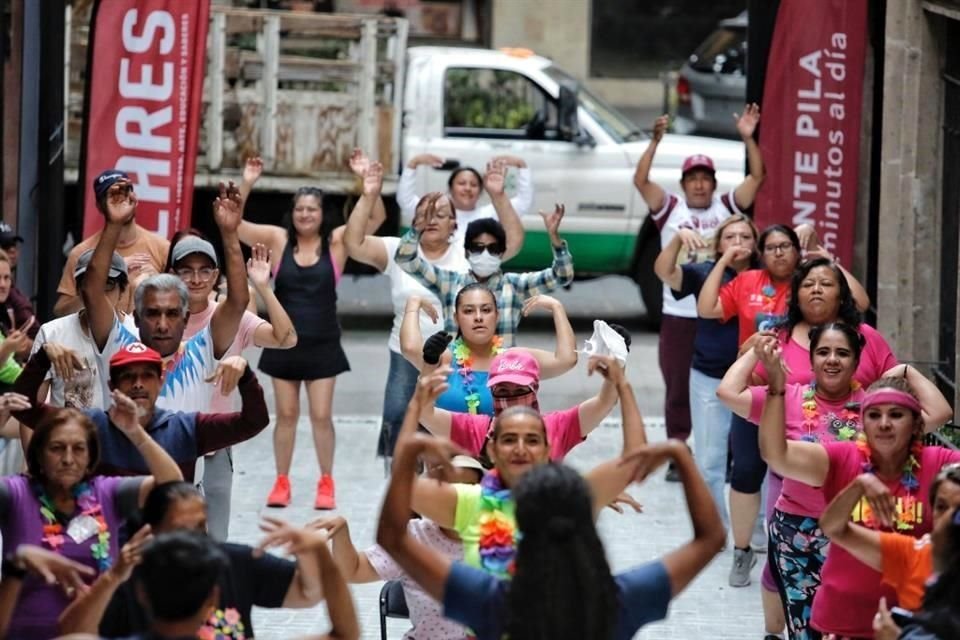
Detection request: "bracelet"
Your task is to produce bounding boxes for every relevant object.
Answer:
[767,388,786,396]
[2,553,27,580]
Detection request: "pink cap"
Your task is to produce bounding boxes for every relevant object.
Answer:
[487,350,540,387]
[681,154,716,175]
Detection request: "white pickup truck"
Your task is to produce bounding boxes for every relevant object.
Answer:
[64,7,745,319]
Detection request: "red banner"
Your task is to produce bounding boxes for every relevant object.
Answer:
[81,0,210,239]
[754,0,868,264]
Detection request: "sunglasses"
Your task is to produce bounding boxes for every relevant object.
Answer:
[467,242,503,257]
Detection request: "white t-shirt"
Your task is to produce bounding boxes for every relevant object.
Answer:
[650,190,741,318]
[381,236,468,353]
[95,316,220,413]
[31,312,139,410]
[396,165,534,248]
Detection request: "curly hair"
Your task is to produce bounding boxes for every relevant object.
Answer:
[505,463,617,640]
[784,258,861,333]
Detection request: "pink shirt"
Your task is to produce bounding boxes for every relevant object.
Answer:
[449,407,583,461]
[754,323,898,387]
[810,442,960,637]
[749,385,865,517]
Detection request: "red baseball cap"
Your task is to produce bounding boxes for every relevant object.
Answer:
[487,350,540,388]
[109,342,163,372]
[681,154,716,176]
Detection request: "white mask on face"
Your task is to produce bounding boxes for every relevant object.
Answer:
[467,250,501,278]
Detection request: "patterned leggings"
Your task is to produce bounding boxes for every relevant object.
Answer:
[767,509,829,640]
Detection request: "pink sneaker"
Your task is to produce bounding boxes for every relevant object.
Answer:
[314,475,336,510]
[266,475,291,507]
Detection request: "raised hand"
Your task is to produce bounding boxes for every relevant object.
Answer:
[651,114,669,143]
[720,242,753,265]
[734,103,761,140]
[606,322,632,352]
[243,156,264,185]
[362,162,384,197]
[490,154,526,168]
[484,160,506,196]
[406,296,440,324]
[620,440,684,483]
[521,294,561,317]
[42,342,86,381]
[587,354,627,385]
[306,514,348,538]
[213,181,243,233]
[108,389,144,435]
[606,491,643,514]
[414,367,452,405]
[412,193,443,233]
[105,181,137,225]
[205,356,247,396]
[0,392,31,425]
[348,148,371,177]
[422,331,453,366]
[753,334,788,384]
[408,153,444,169]
[110,525,153,582]
[257,516,329,557]
[804,244,836,263]
[396,433,468,473]
[675,228,708,254]
[539,203,565,241]
[246,243,273,289]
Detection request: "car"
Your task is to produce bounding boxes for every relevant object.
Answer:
[674,11,747,138]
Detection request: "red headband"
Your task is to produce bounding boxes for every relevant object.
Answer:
[861,389,922,415]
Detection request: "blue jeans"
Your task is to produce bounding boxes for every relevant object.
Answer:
[377,350,420,457]
[689,367,731,528]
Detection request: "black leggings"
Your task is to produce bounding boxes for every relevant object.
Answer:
[730,413,767,493]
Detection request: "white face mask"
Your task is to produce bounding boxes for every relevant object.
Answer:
[467,250,501,278]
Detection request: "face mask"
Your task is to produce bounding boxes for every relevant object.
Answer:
[492,383,541,415]
[467,250,501,278]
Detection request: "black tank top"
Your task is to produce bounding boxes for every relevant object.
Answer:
[273,243,340,340]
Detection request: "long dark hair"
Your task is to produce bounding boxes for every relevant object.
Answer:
[285,187,332,256]
[505,463,617,640]
[784,258,861,332]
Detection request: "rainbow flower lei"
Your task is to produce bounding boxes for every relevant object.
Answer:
[37,481,112,572]
[452,335,504,415]
[800,381,862,443]
[855,433,924,531]
[477,469,517,578]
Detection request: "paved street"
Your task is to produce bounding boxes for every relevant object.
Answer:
[225,284,769,638]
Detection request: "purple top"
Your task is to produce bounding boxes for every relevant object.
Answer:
[0,475,126,639]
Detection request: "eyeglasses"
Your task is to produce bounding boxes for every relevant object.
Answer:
[428,211,454,221]
[175,267,216,282]
[467,242,503,257]
[763,242,795,255]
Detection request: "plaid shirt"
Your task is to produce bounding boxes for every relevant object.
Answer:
[394,229,574,347]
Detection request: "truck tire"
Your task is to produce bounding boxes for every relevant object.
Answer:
[635,234,663,328]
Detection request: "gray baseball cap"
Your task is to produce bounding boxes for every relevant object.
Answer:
[74,249,128,279]
[171,236,218,267]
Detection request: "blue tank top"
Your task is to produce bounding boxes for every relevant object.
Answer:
[435,366,494,416]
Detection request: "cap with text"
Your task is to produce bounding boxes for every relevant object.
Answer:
[681,154,716,176]
[487,350,540,388]
[109,342,163,372]
[0,223,23,246]
[93,169,132,201]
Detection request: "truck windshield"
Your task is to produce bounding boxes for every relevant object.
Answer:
[544,66,644,143]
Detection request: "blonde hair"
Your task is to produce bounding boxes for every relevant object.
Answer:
[714,214,759,261]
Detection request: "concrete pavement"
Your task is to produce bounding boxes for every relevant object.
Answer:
[224,327,770,639]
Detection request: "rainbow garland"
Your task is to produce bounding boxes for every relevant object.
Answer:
[452,335,504,415]
[855,433,924,531]
[37,481,112,572]
[799,382,862,443]
[477,469,517,578]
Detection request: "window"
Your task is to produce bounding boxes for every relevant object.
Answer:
[443,68,557,139]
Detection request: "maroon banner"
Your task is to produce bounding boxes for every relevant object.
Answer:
[81,0,210,239]
[754,0,868,264]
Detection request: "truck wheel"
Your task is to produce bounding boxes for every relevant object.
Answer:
[635,235,662,328]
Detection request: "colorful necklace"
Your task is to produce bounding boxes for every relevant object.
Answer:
[476,469,517,578]
[799,381,862,443]
[452,335,504,415]
[760,282,778,309]
[855,434,924,531]
[36,481,112,571]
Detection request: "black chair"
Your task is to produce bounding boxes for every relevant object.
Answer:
[379,579,410,640]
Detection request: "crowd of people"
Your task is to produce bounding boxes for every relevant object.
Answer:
[0,101,954,640]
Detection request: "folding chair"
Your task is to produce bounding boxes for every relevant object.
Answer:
[379,580,410,640]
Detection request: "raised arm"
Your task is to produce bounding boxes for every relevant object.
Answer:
[397,154,444,213]
[754,336,830,486]
[400,296,442,370]
[238,156,262,204]
[632,115,669,212]
[732,104,764,210]
[194,363,270,454]
[818,474,886,572]
[804,244,871,312]
[885,364,953,428]
[716,349,760,418]
[484,160,525,262]
[209,182,250,358]
[246,244,297,349]
[235,158,287,254]
[317,539,360,640]
[653,233,686,292]
[82,183,136,350]
[697,245,745,319]
[343,162,389,271]
[308,516,382,584]
[577,358,621,437]
[622,441,726,596]
[520,295,576,379]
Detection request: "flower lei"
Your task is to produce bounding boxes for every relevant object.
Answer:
[799,381,862,443]
[198,607,246,640]
[37,481,111,571]
[452,335,504,415]
[477,469,517,578]
[855,433,924,531]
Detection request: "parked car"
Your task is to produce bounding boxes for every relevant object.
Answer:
[674,11,747,138]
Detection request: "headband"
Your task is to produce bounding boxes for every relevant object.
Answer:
[861,389,922,415]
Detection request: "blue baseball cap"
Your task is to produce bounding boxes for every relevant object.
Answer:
[93,170,132,201]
